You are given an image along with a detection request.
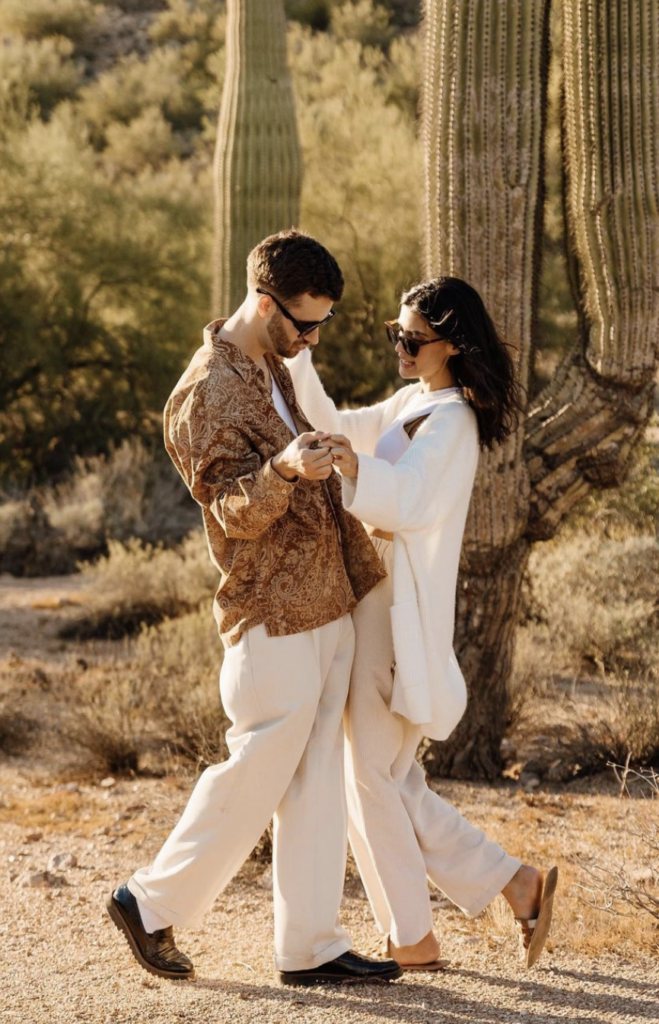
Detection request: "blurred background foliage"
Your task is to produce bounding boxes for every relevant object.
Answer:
[0,0,576,486]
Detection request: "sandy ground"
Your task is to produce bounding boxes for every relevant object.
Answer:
[1,768,658,1024]
[1,575,658,1023]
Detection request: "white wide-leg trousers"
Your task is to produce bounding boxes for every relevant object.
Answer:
[129,614,355,972]
[345,538,521,948]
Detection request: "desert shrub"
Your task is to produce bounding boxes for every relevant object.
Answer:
[331,0,395,49]
[0,441,197,576]
[0,495,75,576]
[0,698,39,755]
[149,0,226,75]
[45,440,196,544]
[60,607,224,774]
[0,35,82,113]
[0,101,210,483]
[0,0,99,43]
[137,610,226,767]
[103,105,184,173]
[563,431,659,540]
[61,530,216,638]
[290,21,423,405]
[580,766,659,923]
[552,675,659,776]
[527,533,658,679]
[65,671,144,774]
[79,46,209,142]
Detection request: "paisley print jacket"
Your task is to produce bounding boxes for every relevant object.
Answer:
[164,319,386,648]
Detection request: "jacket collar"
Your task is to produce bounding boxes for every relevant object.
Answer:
[203,319,311,428]
[203,318,270,394]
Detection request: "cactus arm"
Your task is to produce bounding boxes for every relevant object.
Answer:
[523,0,659,538]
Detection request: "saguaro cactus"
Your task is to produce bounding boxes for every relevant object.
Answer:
[422,0,659,778]
[212,0,302,314]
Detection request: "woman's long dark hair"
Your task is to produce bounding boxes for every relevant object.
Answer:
[400,276,523,450]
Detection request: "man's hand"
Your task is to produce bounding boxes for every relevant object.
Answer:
[327,434,359,479]
[272,432,335,481]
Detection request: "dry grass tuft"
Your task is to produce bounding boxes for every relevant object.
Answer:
[577,767,659,928]
[0,699,39,755]
[60,530,216,639]
[526,533,658,680]
[1,440,198,577]
[57,607,225,776]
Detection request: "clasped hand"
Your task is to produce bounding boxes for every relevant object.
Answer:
[272,432,358,481]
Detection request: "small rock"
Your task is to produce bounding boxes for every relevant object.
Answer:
[519,772,541,792]
[55,783,80,794]
[24,831,42,843]
[99,777,116,789]
[47,852,78,872]
[92,825,110,837]
[19,870,67,888]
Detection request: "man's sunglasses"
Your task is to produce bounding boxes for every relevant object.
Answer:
[384,320,445,359]
[257,288,336,338]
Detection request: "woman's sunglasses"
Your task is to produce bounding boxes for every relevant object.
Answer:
[257,288,336,338]
[384,320,445,359]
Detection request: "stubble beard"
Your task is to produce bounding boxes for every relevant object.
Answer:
[266,310,300,359]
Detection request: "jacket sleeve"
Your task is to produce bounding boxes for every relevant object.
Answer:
[342,404,479,533]
[166,391,296,541]
[285,347,395,456]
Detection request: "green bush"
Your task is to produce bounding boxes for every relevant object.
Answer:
[331,0,394,49]
[290,21,423,404]
[0,36,82,113]
[104,105,184,172]
[0,102,210,482]
[0,0,99,43]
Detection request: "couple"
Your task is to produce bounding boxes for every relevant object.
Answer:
[106,229,557,986]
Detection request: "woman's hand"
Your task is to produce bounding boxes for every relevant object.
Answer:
[327,434,359,479]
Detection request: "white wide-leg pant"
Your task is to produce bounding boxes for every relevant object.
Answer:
[345,538,521,948]
[129,615,355,972]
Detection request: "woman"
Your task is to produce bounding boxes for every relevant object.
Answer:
[286,276,557,970]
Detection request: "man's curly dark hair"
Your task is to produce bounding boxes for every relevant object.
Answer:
[247,228,344,304]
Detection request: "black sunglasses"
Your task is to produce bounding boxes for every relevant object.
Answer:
[384,320,445,358]
[257,288,336,338]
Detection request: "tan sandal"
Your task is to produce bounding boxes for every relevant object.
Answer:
[385,936,450,972]
[516,865,558,969]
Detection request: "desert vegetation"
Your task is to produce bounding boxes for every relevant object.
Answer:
[1,0,657,985]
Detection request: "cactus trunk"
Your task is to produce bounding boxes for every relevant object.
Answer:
[212,0,302,314]
[422,0,551,777]
[423,0,659,778]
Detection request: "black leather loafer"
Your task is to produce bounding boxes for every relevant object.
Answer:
[277,949,404,986]
[106,883,195,981]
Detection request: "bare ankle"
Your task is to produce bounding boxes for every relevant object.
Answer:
[389,929,440,965]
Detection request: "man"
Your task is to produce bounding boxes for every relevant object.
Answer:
[106,229,402,986]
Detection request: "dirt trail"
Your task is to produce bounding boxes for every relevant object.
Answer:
[0,574,91,660]
[1,578,657,1023]
[1,767,657,1024]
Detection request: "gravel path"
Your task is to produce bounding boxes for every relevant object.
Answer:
[2,771,657,1024]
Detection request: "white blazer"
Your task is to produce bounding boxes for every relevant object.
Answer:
[286,348,479,741]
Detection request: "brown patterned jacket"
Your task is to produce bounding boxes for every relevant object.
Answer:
[164,320,386,647]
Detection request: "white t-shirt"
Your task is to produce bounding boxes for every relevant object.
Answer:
[271,374,298,435]
[373,387,462,465]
